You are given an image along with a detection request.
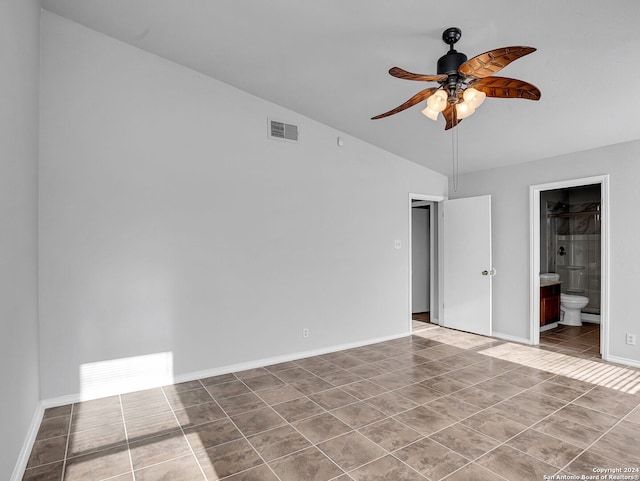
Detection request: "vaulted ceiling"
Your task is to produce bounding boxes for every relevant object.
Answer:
[41,0,640,175]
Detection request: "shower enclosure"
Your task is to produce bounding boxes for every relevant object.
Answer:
[545,200,601,315]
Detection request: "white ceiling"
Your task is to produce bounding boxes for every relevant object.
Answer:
[41,0,640,175]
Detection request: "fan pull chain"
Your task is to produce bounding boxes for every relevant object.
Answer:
[452,111,459,192]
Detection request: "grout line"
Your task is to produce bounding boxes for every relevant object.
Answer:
[158,386,213,481]
[58,403,74,481]
[24,324,640,481]
[118,394,137,481]
[198,376,286,481]
[554,401,640,475]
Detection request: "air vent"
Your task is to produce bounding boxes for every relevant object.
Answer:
[268,119,299,142]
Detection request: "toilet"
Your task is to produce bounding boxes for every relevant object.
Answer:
[560,294,589,326]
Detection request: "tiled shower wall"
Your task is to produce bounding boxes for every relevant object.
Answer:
[546,202,601,314]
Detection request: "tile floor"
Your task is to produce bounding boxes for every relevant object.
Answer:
[23,324,640,481]
[540,323,601,359]
[411,312,430,324]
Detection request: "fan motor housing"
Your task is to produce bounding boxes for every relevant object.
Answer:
[437,51,467,75]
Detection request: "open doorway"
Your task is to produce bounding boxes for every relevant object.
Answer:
[409,194,443,333]
[530,175,609,360]
[411,201,431,330]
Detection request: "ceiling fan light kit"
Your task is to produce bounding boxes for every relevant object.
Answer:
[372,27,540,129]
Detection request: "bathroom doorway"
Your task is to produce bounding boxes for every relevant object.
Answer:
[529,175,609,360]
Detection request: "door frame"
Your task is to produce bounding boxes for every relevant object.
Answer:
[529,175,610,360]
[409,193,446,332]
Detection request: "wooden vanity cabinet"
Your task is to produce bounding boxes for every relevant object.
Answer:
[540,283,561,326]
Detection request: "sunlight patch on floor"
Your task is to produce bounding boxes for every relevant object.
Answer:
[478,343,640,394]
[413,325,498,349]
[415,326,640,394]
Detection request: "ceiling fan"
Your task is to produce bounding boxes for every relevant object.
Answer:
[371,27,541,129]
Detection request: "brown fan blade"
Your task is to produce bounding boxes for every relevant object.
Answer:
[442,104,461,130]
[389,67,447,82]
[458,47,536,79]
[371,88,438,120]
[471,76,541,100]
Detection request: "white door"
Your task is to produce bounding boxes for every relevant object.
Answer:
[442,195,493,336]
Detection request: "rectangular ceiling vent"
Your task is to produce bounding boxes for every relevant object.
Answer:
[268,119,299,143]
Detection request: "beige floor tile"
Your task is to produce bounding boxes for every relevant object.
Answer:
[339,380,388,400]
[269,447,344,481]
[331,401,386,429]
[247,424,311,461]
[255,385,304,405]
[173,401,226,428]
[363,391,417,416]
[128,430,191,470]
[350,455,428,481]
[194,438,263,479]
[359,418,423,451]
[441,462,504,481]
[63,446,131,481]
[429,424,499,460]
[22,461,64,481]
[553,403,618,431]
[425,395,482,421]
[395,437,468,480]
[309,387,359,410]
[134,454,204,481]
[564,449,628,476]
[271,397,324,423]
[183,417,243,452]
[393,405,453,435]
[24,323,640,481]
[230,406,286,436]
[589,421,640,465]
[477,445,558,481]
[317,431,385,471]
[506,428,583,468]
[292,412,352,444]
[26,436,67,469]
[532,415,603,449]
[67,422,126,457]
[461,411,527,442]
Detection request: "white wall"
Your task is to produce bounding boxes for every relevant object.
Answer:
[38,12,448,400]
[411,208,430,313]
[0,0,41,479]
[451,141,640,363]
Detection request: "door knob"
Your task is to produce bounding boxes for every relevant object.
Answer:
[482,270,488,275]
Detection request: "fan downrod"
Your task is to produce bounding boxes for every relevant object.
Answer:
[437,27,467,76]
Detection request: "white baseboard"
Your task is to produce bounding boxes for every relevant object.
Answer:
[40,332,410,409]
[605,354,640,369]
[41,393,81,409]
[21,332,407,479]
[491,331,532,345]
[10,402,44,481]
[540,322,559,332]
[581,313,601,324]
[172,332,409,384]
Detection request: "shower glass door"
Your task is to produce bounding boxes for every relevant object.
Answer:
[546,201,601,314]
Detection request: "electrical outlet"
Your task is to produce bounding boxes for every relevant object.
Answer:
[303,328,309,338]
[626,333,636,346]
